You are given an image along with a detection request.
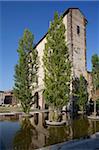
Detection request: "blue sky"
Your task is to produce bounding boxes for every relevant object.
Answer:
[0,1,99,91]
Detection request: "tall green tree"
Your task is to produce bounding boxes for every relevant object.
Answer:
[14,29,38,114]
[73,75,88,113]
[92,54,99,90]
[43,12,71,120]
[91,54,99,116]
[77,75,88,112]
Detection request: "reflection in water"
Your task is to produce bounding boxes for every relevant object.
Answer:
[0,114,19,121]
[0,113,99,150]
[34,113,39,125]
[13,117,38,150]
[71,116,89,139]
[45,125,71,146]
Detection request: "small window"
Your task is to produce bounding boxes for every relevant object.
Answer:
[77,25,80,35]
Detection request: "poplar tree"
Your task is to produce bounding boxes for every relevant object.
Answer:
[72,75,88,114]
[77,75,88,113]
[92,54,99,116]
[43,12,71,115]
[14,29,38,114]
[92,54,99,91]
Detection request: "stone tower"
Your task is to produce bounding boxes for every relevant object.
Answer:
[63,8,87,79]
[33,8,88,109]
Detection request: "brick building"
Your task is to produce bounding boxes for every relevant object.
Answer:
[0,91,5,105]
[4,91,16,105]
[32,8,92,109]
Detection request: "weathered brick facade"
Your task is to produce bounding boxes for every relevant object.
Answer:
[33,8,91,109]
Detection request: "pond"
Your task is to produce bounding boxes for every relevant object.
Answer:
[0,112,99,150]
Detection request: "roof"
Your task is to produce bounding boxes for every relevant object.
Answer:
[33,8,87,49]
[63,8,87,23]
[0,91,4,93]
[4,90,13,94]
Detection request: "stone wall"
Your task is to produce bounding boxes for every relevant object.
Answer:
[35,37,46,108]
[67,9,87,79]
[34,8,89,108]
[0,91,5,105]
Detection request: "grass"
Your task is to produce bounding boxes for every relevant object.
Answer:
[0,106,41,113]
[0,106,23,113]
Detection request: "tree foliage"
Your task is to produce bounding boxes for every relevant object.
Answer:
[14,29,38,113]
[92,54,99,91]
[13,117,38,150]
[43,12,71,110]
[73,75,88,111]
[91,54,99,116]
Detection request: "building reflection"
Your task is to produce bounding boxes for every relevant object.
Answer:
[13,117,38,150]
[0,114,19,121]
[12,113,99,149]
[29,112,72,148]
[88,119,99,136]
[30,112,49,148]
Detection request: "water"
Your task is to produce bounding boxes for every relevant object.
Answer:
[0,113,99,150]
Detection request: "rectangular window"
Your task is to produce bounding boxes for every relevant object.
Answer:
[77,25,80,35]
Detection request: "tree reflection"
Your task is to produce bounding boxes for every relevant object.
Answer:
[12,114,99,150]
[71,116,89,139]
[13,117,38,150]
[45,125,71,146]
